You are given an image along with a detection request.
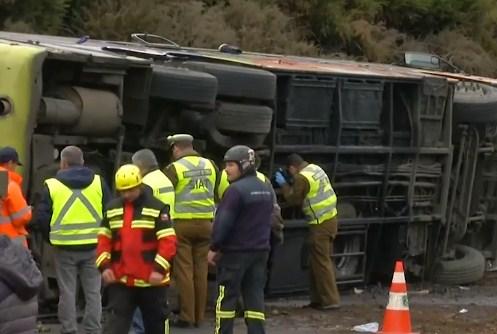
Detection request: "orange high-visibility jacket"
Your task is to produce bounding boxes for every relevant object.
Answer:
[0,166,32,246]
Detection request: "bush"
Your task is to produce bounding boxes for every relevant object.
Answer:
[76,0,316,55]
[2,0,70,34]
[74,0,161,40]
[2,0,497,76]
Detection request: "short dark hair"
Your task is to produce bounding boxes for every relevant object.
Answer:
[60,146,84,167]
[132,149,159,171]
[286,153,304,167]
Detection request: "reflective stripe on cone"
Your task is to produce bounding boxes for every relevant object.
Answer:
[379,260,419,334]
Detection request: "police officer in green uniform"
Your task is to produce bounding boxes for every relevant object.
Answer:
[274,153,340,310]
[163,134,220,328]
[34,146,111,334]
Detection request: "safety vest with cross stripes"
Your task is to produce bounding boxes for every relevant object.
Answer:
[299,164,338,225]
[45,175,103,245]
[172,156,216,219]
[142,169,175,219]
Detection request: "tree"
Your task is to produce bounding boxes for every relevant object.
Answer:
[1,0,70,34]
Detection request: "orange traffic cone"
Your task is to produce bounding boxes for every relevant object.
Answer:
[379,260,419,334]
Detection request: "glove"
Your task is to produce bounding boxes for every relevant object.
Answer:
[274,171,287,186]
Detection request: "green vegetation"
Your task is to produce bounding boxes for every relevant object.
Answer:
[1,0,497,75]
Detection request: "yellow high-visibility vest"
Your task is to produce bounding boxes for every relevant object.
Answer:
[299,164,337,225]
[172,156,216,219]
[46,175,103,245]
[218,170,266,199]
[142,169,175,219]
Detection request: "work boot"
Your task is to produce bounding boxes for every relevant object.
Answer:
[170,318,194,328]
[317,304,341,311]
[302,302,321,309]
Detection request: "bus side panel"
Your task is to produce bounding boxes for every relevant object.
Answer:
[0,43,46,182]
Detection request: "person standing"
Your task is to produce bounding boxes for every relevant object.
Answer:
[0,235,43,333]
[208,145,274,334]
[131,148,176,334]
[163,134,219,328]
[35,146,110,334]
[132,148,175,214]
[97,164,176,334]
[0,146,32,247]
[274,153,340,310]
[218,159,284,282]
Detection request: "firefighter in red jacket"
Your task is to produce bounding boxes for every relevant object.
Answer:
[96,164,177,334]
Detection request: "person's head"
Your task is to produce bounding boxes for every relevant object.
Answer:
[60,146,84,170]
[115,164,143,202]
[167,134,194,160]
[223,145,256,182]
[131,149,159,177]
[0,146,22,172]
[286,153,306,176]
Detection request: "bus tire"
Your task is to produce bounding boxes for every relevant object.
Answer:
[433,245,485,285]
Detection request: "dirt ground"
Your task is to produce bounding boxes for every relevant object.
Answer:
[264,300,497,334]
[40,273,497,333]
[263,272,497,334]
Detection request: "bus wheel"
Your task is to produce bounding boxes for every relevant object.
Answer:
[434,244,485,285]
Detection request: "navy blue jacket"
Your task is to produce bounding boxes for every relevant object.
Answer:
[32,166,111,250]
[211,172,274,253]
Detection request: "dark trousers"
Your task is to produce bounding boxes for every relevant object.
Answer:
[215,251,268,334]
[308,217,340,306]
[104,284,169,334]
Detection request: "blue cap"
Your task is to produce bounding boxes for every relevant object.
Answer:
[0,147,22,166]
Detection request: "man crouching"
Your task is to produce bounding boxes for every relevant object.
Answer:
[96,164,177,334]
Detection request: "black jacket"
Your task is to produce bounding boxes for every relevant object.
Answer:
[0,236,42,334]
[211,172,274,253]
[32,166,111,250]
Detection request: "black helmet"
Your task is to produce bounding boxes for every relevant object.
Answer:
[224,145,255,174]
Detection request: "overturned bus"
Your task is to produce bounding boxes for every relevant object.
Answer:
[0,32,496,304]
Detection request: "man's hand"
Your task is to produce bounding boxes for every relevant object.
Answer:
[274,171,287,187]
[149,271,165,286]
[102,269,116,284]
[208,250,220,266]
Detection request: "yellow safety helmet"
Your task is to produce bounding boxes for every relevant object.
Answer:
[115,164,142,191]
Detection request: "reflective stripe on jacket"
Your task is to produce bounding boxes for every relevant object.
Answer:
[142,169,175,219]
[45,175,103,245]
[218,170,266,199]
[0,167,31,245]
[172,156,216,219]
[96,189,177,287]
[299,164,337,225]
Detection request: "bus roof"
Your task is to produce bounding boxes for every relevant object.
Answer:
[1,31,496,85]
